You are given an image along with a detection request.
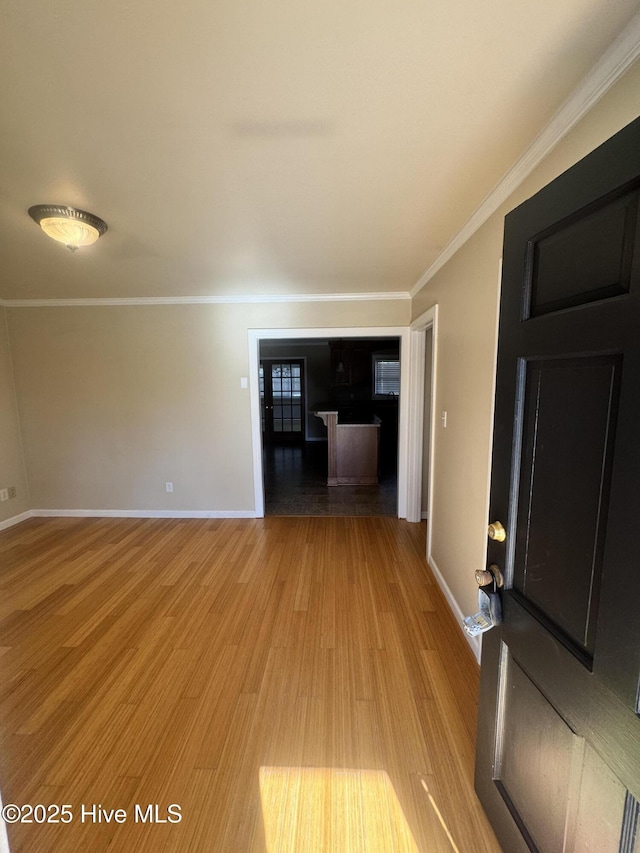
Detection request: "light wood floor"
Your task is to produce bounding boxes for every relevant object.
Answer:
[0,517,501,852]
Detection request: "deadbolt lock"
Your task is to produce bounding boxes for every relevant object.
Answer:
[487,520,507,542]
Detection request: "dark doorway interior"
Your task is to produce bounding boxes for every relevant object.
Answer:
[263,442,397,515]
[260,358,305,442]
[260,337,399,516]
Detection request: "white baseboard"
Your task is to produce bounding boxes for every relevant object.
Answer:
[0,509,259,531]
[427,554,482,664]
[31,509,258,519]
[0,510,32,531]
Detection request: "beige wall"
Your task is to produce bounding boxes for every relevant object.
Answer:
[412,61,640,626]
[7,298,409,513]
[3,61,639,642]
[0,308,30,524]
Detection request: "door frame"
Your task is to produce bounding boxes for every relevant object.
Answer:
[406,305,438,530]
[248,326,413,518]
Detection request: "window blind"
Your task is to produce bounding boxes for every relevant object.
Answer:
[374,358,400,395]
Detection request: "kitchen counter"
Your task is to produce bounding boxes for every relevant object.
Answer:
[311,408,380,485]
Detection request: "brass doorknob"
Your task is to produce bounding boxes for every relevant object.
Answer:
[488,521,506,542]
[475,565,504,588]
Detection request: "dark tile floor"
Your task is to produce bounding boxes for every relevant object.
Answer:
[263,440,397,516]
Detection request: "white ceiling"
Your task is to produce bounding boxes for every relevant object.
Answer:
[1,0,638,301]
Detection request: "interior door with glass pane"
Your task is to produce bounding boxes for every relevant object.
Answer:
[260,359,305,442]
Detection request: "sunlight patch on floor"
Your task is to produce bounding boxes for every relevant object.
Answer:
[259,766,420,852]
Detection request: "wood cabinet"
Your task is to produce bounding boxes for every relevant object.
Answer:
[312,410,380,485]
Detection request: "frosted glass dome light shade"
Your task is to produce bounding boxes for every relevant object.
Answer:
[28,205,108,251]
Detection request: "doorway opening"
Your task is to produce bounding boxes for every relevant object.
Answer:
[259,336,400,516]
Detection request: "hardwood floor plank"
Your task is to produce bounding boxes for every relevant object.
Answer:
[0,517,501,852]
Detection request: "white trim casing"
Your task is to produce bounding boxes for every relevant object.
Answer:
[406,306,438,533]
[248,327,410,519]
[0,292,410,308]
[405,329,425,523]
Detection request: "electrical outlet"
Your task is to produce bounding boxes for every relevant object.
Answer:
[8,486,16,499]
[0,489,8,502]
[165,482,174,493]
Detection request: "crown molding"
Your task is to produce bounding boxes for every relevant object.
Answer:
[0,291,410,308]
[4,18,638,310]
[411,11,640,298]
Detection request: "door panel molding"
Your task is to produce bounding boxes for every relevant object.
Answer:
[512,355,621,662]
[477,115,640,852]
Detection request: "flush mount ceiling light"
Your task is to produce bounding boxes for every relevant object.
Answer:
[28,204,108,251]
